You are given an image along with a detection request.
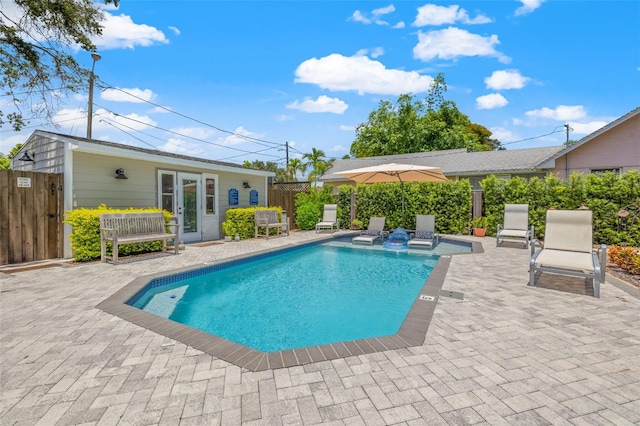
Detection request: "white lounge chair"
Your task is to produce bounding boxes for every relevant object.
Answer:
[529,209,606,298]
[352,217,387,245]
[315,204,339,233]
[497,204,534,248]
[408,214,438,249]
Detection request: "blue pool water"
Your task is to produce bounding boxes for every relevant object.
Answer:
[130,242,441,352]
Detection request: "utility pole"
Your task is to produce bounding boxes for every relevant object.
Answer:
[285,141,290,180]
[87,52,101,139]
[564,124,571,145]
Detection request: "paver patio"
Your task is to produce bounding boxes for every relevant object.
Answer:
[1,232,639,425]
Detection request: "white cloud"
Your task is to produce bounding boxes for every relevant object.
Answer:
[286,96,349,114]
[413,4,492,26]
[101,87,156,103]
[413,27,510,64]
[158,138,204,156]
[295,53,434,95]
[372,5,395,16]
[485,69,530,90]
[569,121,607,135]
[526,105,587,121]
[218,126,264,146]
[169,127,216,140]
[515,0,545,16]
[340,125,356,131]
[96,13,169,49]
[0,133,30,154]
[476,93,508,109]
[149,106,172,114]
[349,5,403,27]
[350,10,371,24]
[489,127,517,142]
[393,21,406,29]
[168,26,180,36]
[370,47,385,58]
[275,114,293,121]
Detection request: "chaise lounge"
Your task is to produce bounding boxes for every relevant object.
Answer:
[407,214,438,249]
[497,203,534,249]
[352,217,387,245]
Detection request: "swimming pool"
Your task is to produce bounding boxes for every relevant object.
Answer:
[98,235,478,371]
[129,244,438,352]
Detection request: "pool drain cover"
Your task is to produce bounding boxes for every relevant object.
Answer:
[419,295,435,301]
[440,289,464,300]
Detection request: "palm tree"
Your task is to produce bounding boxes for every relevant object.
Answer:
[286,158,306,181]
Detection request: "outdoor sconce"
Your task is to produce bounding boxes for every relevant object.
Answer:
[18,151,35,162]
[243,181,251,188]
[115,168,128,179]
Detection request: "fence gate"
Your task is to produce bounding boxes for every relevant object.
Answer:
[0,170,64,265]
[268,181,311,230]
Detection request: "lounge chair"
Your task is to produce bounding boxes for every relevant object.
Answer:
[352,217,387,245]
[408,214,438,249]
[529,209,606,298]
[496,204,534,248]
[315,204,339,233]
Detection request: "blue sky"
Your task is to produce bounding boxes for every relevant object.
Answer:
[2,0,639,169]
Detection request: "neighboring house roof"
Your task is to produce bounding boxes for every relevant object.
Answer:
[537,106,640,167]
[22,130,275,177]
[320,146,563,182]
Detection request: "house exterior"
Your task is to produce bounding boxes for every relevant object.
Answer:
[320,107,640,189]
[538,106,640,178]
[11,130,274,258]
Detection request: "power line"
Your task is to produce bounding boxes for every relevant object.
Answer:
[94,103,282,159]
[96,82,284,148]
[501,126,566,146]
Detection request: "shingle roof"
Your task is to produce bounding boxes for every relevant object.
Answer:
[320,146,564,182]
[34,130,269,173]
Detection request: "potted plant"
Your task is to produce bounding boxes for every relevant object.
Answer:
[351,219,363,230]
[471,216,488,237]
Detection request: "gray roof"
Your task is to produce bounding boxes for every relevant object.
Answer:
[320,146,564,182]
[32,130,273,175]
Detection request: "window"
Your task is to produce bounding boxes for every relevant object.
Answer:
[159,172,175,213]
[591,168,620,176]
[205,177,215,214]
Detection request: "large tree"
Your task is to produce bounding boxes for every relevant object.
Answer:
[1,0,118,131]
[350,73,503,158]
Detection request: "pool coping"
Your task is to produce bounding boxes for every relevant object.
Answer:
[96,236,483,372]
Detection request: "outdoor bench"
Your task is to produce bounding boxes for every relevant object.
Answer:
[100,212,179,265]
[254,209,289,239]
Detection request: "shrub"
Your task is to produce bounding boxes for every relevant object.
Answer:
[221,206,283,239]
[608,245,640,275]
[294,185,336,230]
[64,204,173,262]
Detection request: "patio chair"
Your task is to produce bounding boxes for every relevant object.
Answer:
[407,214,438,249]
[497,204,534,248]
[352,217,387,245]
[529,209,606,298]
[315,204,339,233]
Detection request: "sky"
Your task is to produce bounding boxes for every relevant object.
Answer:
[2,0,639,170]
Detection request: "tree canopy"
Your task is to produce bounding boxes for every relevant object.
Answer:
[350,73,502,158]
[1,0,118,131]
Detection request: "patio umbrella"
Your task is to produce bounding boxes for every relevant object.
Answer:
[336,163,448,227]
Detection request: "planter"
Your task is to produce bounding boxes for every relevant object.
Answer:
[224,235,232,242]
[473,228,486,237]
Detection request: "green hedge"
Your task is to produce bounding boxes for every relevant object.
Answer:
[335,180,472,234]
[294,185,337,230]
[221,206,283,239]
[64,204,174,261]
[481,170,640,245]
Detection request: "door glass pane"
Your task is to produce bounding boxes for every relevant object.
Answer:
[182,178,198,233]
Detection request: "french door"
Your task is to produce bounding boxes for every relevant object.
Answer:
[158,171,202,243]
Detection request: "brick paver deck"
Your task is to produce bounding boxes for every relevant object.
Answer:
[1,232,639,425]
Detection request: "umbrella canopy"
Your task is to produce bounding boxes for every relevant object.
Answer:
[336,163,448,184]
[336,163,448,227]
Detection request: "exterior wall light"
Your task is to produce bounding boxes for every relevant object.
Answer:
[115,168,128,179]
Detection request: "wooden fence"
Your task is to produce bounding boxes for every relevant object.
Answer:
[268,182,311,230]
[0,170,64,265]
